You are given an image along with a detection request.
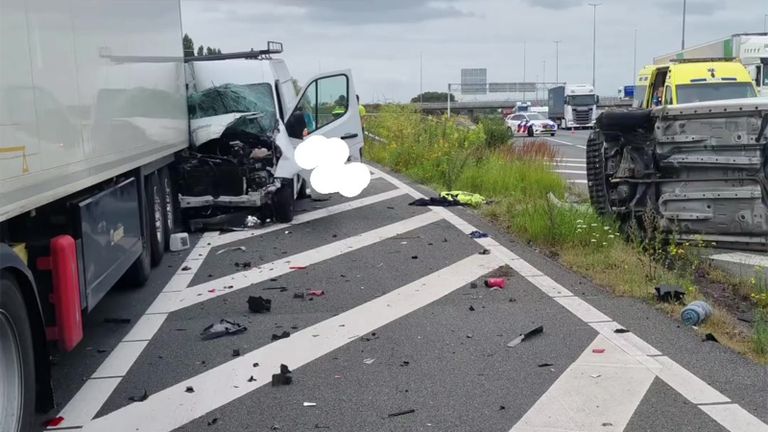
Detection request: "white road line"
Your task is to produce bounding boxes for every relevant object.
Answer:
[208,189,406,248]
[510,335,656,432]
[589,321,661,357]
[701,404,768,432]
[146,211,442,314]
[91,341,148,378]
[708,251,768,269]
[553,169,587,175]
[555,296,612,323]
[548,137,587,149]
[81,254,503,432]
[47,190,406,430]
[368,166,767,432]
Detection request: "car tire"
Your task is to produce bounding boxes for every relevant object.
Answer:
[0,274,36,432]
[159,167,174,251]
[147,172,165,267]
[527,127,534,137]
[586,130,613,216]
[273,178,295,223]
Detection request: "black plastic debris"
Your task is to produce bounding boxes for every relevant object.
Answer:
[200,319,247,340]
[614,328,630,334]
[469,305,476,312]
[509,297,517,303]
[470,282,478,289]
[469,230,489,239]
[234,261,252,269]
[263,286,288,292]
[360,332,379,342]
[387,409,416,418]
[248,375,257,382]
[104,317,131,324]
[499,405,506,410]
[507,326,544,348]
[293,293,305,299]
[703,333,720,343]
[185,386,195,393]
[411,255,418,260]
[253,362,259,367]
[247,296,272,313]
[655,284,685,303]
[181,265,192,271]
[128,389,148,402]
[232,349,241,357]
[408,196,461,207]
[479,249,491,255]
[207,417,218,426]
[271,331,291,341]
[538,363,554,368]
[400,360,410,367]
[272,364,293,386]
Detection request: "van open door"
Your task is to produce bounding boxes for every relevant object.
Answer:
[285,70,364,162]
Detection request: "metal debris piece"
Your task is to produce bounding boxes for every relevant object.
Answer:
[507,325,544,348]
[363,358,376,364]
[215,246,246,255]
[271,331,291,341]
[200,319,247,340]
[247,296,272,313]
[614,328,630,334]
[387,409,416,418]
[303,402,317,407]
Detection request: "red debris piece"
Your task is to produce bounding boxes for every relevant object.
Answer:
[308,290,325,297]
[484,278,506,289]
[46,417,65,427]
[207,289,216,293]
[289,266,307,270]
[592,348,606,354]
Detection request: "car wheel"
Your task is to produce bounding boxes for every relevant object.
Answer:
[148,172,165,267]
[527,127,534,137]
[0,274,36,432]
[159,167,174,250]
[273,178,295,223]
[586,130,613,216]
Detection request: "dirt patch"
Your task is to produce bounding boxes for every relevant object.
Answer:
[695,268,756,327]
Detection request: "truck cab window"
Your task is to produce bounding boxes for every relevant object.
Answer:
[664,86,674,105]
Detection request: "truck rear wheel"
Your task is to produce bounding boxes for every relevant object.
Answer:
[586,130,613,216]
[0,274,36,432]
[148,172,165,267]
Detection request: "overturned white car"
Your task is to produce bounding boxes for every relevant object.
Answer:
[177,43,364,229]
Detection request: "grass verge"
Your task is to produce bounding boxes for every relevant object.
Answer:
[367,104,768,363]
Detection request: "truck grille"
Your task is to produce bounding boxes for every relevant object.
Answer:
[574,108,593,125]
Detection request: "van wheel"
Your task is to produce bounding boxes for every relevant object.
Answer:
[159,167,174,250]
[296,178,309,200]
[273,179,295,223]
[148,173,165,267]
[527,127,534,137]
[0,274,36,432]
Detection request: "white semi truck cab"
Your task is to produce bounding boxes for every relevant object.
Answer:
[548,84,599,129]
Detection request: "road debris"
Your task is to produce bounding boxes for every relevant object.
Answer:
[181,265,192,271]
[232,349,240,357]
[360,332,379,342]
[479,249,491,255]
[363,358,376,364]
[263,286,288,292]
[499,405,506,410]
[469,230,489,239]
[468,305,476,311]
[293,292,306,299]
[271,331,291,341]
[592,348,606,354]
[655,284,685,303]
[248,375,257,382]
[411,255,418,260]
[387,409,416,418]
[507,325,544,348]
[308,290,325,297]
[169,233,191,251]
[614,328,630,334]
[103,317,131,324]
[271,364,293,386]
[185,386,195,393]
[207,417,218,426]
[247,296,272,313]
[591,374,602,378]
[253,362,260,367]
[303,402,317,407]
[681,301,713,326]
[703,333,720,343]
[538,363,554,367]
[200,320,247,340]
[485,278,506,289]
[128,389,149,402]
[408,196,461,207]
[400,360,410,367]
[45,417,65,427]
[289,265,307,270]
[234,261,252,269]
[216,246,246,255]
[245,215,259,227]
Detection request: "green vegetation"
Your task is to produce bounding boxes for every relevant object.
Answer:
[367,104,768,362]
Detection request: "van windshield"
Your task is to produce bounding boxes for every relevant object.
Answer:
[676,82,757,104]
[566,94,596,106]
[188,83,277,128]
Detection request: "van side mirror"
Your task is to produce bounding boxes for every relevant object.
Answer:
[285,110,307,139]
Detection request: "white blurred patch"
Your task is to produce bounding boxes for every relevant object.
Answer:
[296,136,371,198]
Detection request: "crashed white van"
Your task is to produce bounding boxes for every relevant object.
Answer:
[179,42,364,228]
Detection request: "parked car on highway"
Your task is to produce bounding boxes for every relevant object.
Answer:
[505,112,558,137]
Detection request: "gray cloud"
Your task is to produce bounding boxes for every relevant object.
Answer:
[520,0,581,10]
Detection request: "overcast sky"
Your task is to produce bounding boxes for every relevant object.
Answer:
[182,0,767,102]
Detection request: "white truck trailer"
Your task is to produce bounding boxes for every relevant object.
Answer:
[653,33,768,96]
[547,84,599,129]
[0,2,363,430]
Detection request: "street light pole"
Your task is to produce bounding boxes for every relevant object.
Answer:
[554,40,561,83]
[682,0,687,50]
[588,3,600,89]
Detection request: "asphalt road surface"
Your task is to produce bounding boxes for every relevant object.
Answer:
[40,165,768,432]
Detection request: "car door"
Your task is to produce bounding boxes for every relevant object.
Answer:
[286,70,364,162]
[507,114,522,131]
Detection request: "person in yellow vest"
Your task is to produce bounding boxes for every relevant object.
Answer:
[332,95,347,119]
[357,94,366,124]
